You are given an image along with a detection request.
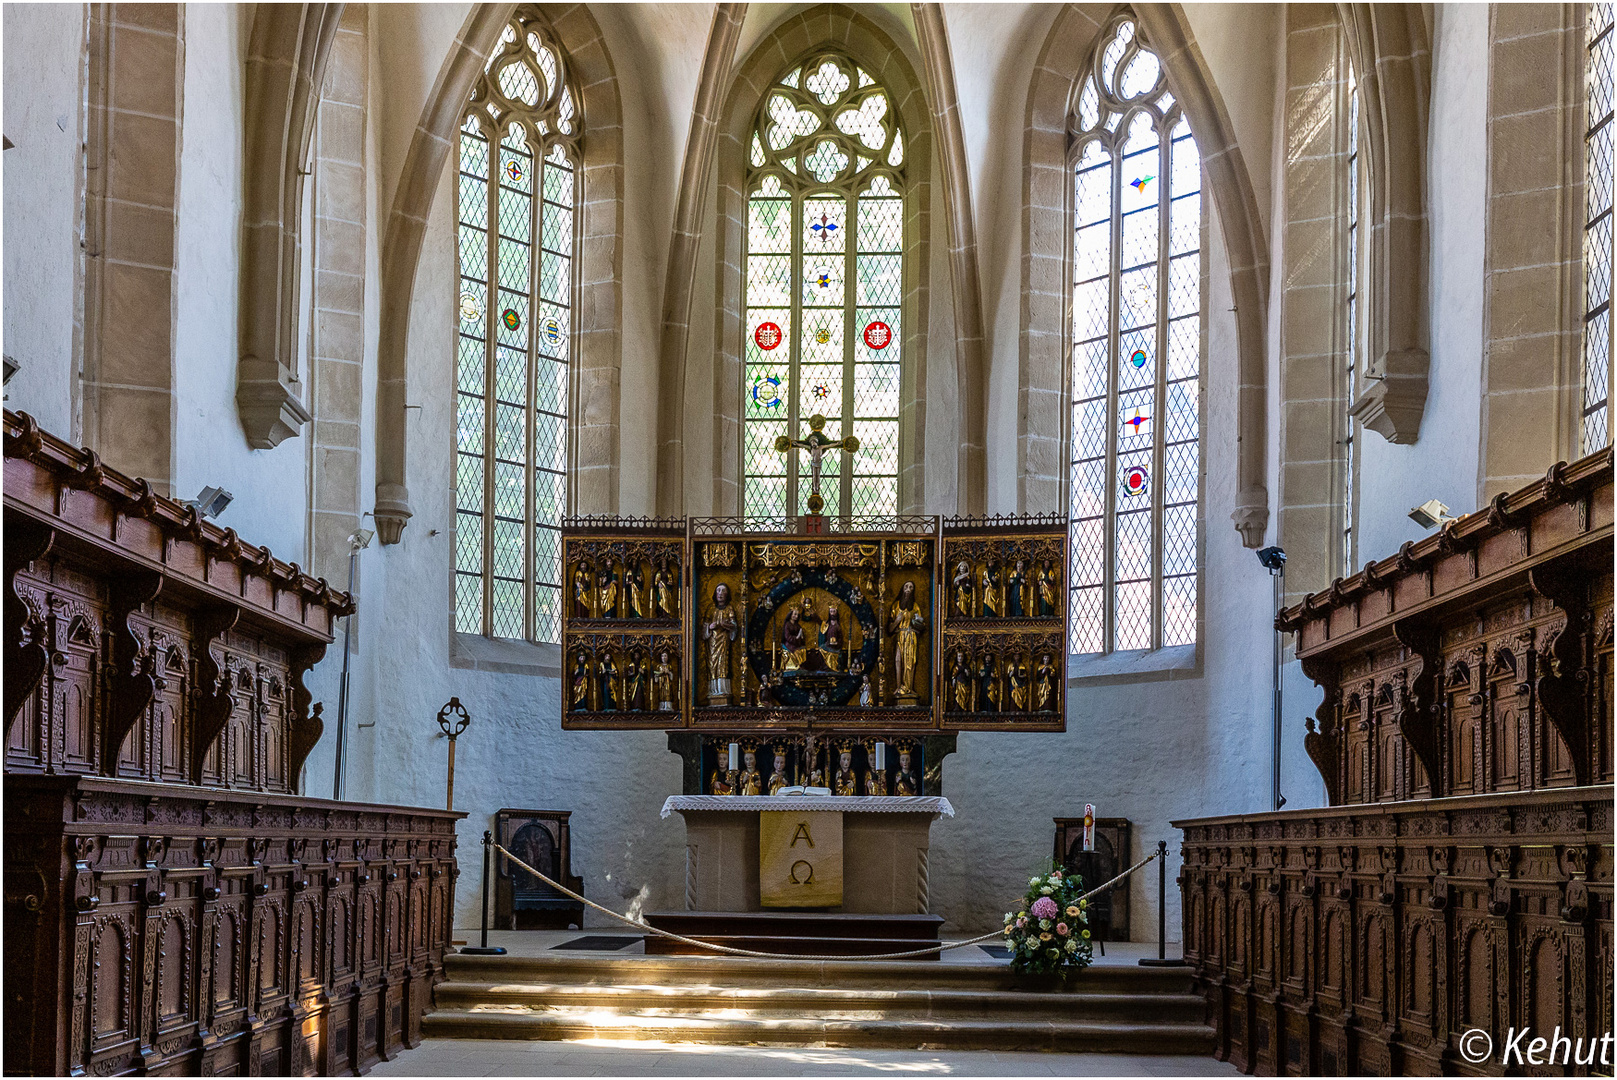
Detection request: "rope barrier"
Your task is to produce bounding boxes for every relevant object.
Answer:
[486,842,1159,963]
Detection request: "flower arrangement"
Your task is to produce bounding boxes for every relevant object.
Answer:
[1002,865,1094,976]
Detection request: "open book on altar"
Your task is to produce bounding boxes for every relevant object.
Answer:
[774,785,831,796]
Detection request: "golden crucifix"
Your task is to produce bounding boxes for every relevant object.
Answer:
[775,413,860,514]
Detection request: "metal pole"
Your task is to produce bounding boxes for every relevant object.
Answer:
[1140,840,1187,967]
[460,830,506,955]
[332,545,358,801]
[1272,564,1285,811]
[446,736,457,810]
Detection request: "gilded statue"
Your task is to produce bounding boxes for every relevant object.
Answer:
[780,605,808,671]
[767,747,791,794]
[596,652,619,711]
[654,561,679,619]
[626,652,649,711]
[709,762,734,795]
[1008,656,1030,711]
[976,654,1001,712]
[653,649,678,712]
[738,747,763,796]
[863,753,887,796]
[628,564,647,619]
[833,747,858,797]
[572,563,594,618]
[597,565,619,619]
[1035,652,1057,711]
[702,583,739,705]
[952,560,974,618]
[981,561,1003,618]
[569,652,590,711]
[1007,559,1028,618]
[887,580,926,700]
[819,606,847,672]
[894,747,919,796]
[1038,559,1060,617]
[949,649,972,712]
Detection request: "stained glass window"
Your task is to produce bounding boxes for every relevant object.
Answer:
[1343,63,1361,575]
[1068,16,1201,655]
[1585,3,1615,454]
[743,54,906,521]
[455,9,576,643]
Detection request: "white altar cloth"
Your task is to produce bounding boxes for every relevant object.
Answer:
[660,795,954,818]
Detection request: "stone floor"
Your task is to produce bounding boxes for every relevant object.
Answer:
[370,1037,1242,1077]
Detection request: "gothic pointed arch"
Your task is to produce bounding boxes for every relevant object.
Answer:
[708,5,942,518]
[1020,2,1271,550]
[372,3,623,545]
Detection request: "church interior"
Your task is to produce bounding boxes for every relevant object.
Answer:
[3,1,1613,1076]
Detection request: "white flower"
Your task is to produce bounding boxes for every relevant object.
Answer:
[1040,886,1053,895]
[1029,877,1041,886]
[1004,912,1014,924]
[1039,918,1052,930]
[1065,940,1078,953]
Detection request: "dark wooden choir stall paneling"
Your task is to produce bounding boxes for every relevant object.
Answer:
[1175,449,1615,1076]
[3,410,464,1077]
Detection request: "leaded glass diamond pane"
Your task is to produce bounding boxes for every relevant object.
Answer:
[745,420,788,476]
[747,363,789,418]
[535,356,566,415]
[1163,502,1196,576]
[801,258,845,307]
[746,475,787,519]
[492,521,524,584]
[458,332,485,392]
[856,254,901,306]
[803,196,847,253]
[854,309,900,365]
[491,579,523,639]
[1120,200,1160,272]
[533,468,564,525]
[1114,579,1150,651]
[850,476,896,515]
[1071,458,1105,521]
[1118,329,1154,391]
[1589,5,1617,453]
[534,585,560,645]
[536,301,570,362]
[1118,266,1157,331]
[1167,254,1199,318]
[857,196,902,252]
[1069,586,1103,654]
[1074,279,1110,343]
[1071,515,1103,585]
[534,411,565,473]
[456,453,484,513]
[543,151,574,207]
[1073,397,1107,461]
[498,60,540,107]
[852,362,899,417]
[751,197,792,253]
[1162,575,1196,647]
[532,527,561,589]
[1073,339,1108,400]
[457,394,484,453]
[455,511,483,572]
[748,255,792,307]
[455,572,483,634]
[799,363,842,417]
[494,461,524,518]
[542,199,573,257]
[1114,502,1151,581]
[851,419,898,474]
[834,91,889,150]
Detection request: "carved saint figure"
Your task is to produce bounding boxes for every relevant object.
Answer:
[953,560,975,617]
[596,652,619,711]
[597,565,619,619]
[780,606,808,671]
[820,606,846,672]
[888,580,926,699]
[573,563,595,618]
[703,583,739,704]
[833,747,858,796]
[653,650,678,711]
[1038,559,1060,617]
[1007,559,1028,618]
[1035,653,1056,711]
[950,649,972,712]
[628,564,647,619]
[738,748,763,796]
[863,752,886,796]
[569,652,590,711]
[894,748,919,796]
[858,675,874,707]
[980,561,1003,618]
[1008,656,1030,711]
[709,761,734,795]
[654,562,679,619]
[976,654,1001,713]
[626,652,649,711]
[768,748,791,794]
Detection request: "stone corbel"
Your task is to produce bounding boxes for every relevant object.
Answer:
[105,570,164,768]
[1391,620,1442,794]
[5,519,54,729]
[191,605,241,784]
[287,644,328,782]
[1527,566,1591,784]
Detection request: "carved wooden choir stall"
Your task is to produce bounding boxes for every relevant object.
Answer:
[1175,449,1614,1076]
[3,410,463,1077]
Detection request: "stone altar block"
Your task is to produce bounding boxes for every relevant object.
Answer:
[661,795,953,914]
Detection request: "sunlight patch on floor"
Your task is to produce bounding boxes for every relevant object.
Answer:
[567,1038,956,1072]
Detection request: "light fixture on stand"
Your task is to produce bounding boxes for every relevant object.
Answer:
[185,486,234,519]
[331,527,373,801]
[1407,499,1456,529]
[1256,546,1287,812]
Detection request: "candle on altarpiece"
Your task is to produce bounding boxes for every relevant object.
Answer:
[728,742,739,773]
[874,741,885,770]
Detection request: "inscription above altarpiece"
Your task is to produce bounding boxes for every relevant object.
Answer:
[560,515,1068,735]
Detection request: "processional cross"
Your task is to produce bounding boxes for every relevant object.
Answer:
[775,413,860,515]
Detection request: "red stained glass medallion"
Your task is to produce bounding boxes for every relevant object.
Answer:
[754,321,783,350]
[863,320,892,350]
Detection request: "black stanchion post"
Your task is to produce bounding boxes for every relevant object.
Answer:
[1139,839,1187,967]
[460,830,506,956]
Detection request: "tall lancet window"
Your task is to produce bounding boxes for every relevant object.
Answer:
[1586,2,1615,454]
[1068,16,1201,655]
[742,54,906,521]
[454,10,577,643]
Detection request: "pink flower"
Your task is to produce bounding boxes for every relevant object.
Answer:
[1056,922,1069,936]
[1031,897,1059,920]
[1015,917,1027,928]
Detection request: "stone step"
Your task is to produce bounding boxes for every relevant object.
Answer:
[422,1008,1217,1054]
[430,980,1207,1023]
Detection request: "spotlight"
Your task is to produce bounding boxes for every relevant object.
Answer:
[348,528,375,551]
[1256,545,1287,572]
[187,486,234,520]
[1408,499,1454,530]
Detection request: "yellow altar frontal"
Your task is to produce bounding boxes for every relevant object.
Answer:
[661,795,953,913]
